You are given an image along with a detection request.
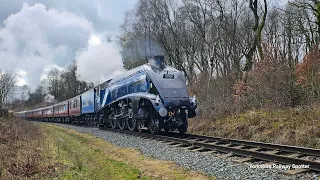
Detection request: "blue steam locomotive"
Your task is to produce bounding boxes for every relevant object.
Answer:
[14,56,198,134]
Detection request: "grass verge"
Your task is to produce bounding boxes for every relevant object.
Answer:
[189,107,320,148]
[40,124,212,180]
[1,119,213,179]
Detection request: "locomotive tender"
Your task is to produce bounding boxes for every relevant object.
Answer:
[14,56,198,134]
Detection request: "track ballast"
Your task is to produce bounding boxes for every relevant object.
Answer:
[103,127,320,174]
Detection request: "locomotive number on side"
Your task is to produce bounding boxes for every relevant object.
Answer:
[163,74,174,79]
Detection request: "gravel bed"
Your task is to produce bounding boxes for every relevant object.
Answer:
[50,123,320,180]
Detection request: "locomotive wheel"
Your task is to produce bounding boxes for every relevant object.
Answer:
[127,118,136,131]
[91,117,95,126]
[136,121,144,133]
[109,114,117,129]
[96,117,100,127]
[164,126,170,134]
[118,118,127,130]
[86,117,89,126]
[101,117,107,128]
[178,120,188,134]
[149,119,160,135]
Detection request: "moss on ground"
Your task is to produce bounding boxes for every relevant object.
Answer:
[189,107,320,148]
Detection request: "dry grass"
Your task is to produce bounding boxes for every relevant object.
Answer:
[0,118,55,179]
[189,107,320,148]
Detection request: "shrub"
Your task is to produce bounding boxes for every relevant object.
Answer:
[296,46,320,103]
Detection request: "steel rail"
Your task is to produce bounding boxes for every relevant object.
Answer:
[107,128,320,172]
[171,133,320,157]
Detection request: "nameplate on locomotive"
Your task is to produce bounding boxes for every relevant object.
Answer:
[163,74,174,79]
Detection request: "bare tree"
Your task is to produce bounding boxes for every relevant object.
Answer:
[0,69,17,109]
[43,62,93,103]
[287,0,320,50]
[242,0,267,83]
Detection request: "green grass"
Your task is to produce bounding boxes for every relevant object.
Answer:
[41,124,212,180]
[41,125,149,180]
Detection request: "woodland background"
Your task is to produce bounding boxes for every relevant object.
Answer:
[1,0,320,120]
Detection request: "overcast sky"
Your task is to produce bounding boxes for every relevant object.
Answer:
[0,0,137,89]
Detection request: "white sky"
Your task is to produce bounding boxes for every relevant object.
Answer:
[0,0,137,89]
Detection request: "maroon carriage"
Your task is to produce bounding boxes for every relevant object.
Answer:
[53,101,69,117]
[69,96,81,117]
[42,106,53,118]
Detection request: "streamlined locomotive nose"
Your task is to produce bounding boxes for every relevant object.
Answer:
[162,97,191,108]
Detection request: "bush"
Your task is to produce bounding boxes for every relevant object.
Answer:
[189,45,320,121]
[296,46,320,103]
[246,57,298,108]
[0,109,8,118]
[190,73,237,119]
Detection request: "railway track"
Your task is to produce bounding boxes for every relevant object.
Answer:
[105,128,320,175]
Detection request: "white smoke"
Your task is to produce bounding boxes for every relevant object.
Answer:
[43,94,56,103]
[0,3,94,90]
[75,40,126,85]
